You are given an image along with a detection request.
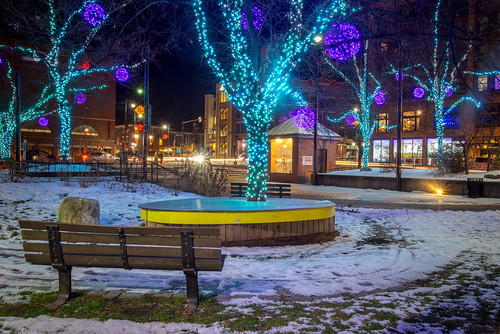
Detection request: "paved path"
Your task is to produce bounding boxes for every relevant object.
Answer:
[290,183,500,211]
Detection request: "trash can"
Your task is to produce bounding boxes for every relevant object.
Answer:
[467,178,483,198]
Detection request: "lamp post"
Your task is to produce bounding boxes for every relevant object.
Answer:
[312,34,323,185]
[181,117,203,157]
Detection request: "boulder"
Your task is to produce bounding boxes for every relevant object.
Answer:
[58,197,100,225]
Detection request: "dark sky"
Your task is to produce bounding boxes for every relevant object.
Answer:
[116,48,216,131]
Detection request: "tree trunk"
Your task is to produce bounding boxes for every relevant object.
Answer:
[245,119,269,201]
[0,128,14,159]
[58,103,71,161]
[362,139,370,169]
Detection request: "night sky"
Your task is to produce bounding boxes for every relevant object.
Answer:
[116,47,216,132]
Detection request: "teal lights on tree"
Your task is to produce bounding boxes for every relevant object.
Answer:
[387,0,480,169]
[0,59,56,158]
[325,40,393,169]
[193,0,349,201]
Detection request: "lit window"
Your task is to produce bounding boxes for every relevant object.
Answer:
[270,138,293,174]
[220,91,228,103]
[394,138,423,165]
[442,108,460,129]
[495,75,500,90]
[220,108,228,120]
[402,111,421,132]
[380,43,388,52]
[373,140,389,162]
[376,113,388,133]
[220,125,228,137]
[219,142,227,155]
[477,75,488,91]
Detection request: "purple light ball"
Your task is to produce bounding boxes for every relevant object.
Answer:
[346,113,357,126]
[324,23,361,61]
[445,86,453,97]
[495,76,500,90]
[0,57,3,64]
[395,73,404,81]
[373,90,386,105]
[38,117,49,127]
[291,108,316,129]
[75,92,86,104]
[115,67,129,82]
[83,3,105,26]
[413,87,425,99]
[241,6,264,31]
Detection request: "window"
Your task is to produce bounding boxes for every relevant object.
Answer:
[219,142,227,155]
[442,108,460,129]
[402,111,421,132]
[270,138,293,174]
[220,125,228,137]
[220,91,228,103]
[427,138,460,166]
[477,75,488,91]
[476,104,500,127]
[394,139,423,165]
[372,140,389,162]
[380,43,388,52]
[220,108,228,120]
[376,113,388,133]
[495,75,500,90]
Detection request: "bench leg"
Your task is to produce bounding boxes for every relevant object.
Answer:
[51,266,72,308]
[184,269,199,313]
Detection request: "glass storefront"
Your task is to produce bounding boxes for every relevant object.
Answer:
[427,138,461,166]
[270,138,293,174]
[373,140,390,162]
[394,138,423,165]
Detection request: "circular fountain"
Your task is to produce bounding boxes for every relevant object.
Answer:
[139,198,335,246]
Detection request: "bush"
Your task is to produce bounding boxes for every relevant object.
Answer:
[441,149,465,173]
[175,160,227,197]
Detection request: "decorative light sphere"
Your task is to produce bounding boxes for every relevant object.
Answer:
[445,86,453,97]
[413,87,425,99]
[38,117,49,127]
[290,107,316,129]
[324,23,361,61]
[75,92,86,104]
[241,6,264,31]
[115,67,129,82]
[395,73,404,81]
[373,89,386,105]
[82,61,90,70]
[136,124,144,131]
[346,113,357,126]
[353,121,359,126]
[83,3,105,26]
[0,57,3,64]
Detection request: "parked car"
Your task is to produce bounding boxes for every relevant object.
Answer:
[87,151,120,164]
[25,150,57,162]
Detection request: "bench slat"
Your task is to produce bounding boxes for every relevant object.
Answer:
[23,242,221,259]
[19,220,220,237]
[21,230,221,248]
[25,253,222,271]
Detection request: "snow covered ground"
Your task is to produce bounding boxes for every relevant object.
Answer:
[0,171,499,333]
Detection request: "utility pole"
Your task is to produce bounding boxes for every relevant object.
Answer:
[142,46,150,180]
[395,6,402,191]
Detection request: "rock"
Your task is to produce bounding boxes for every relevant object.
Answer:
[58,197,100,225]
[360,167,372,172]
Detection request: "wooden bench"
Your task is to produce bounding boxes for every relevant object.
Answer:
[230,182,291,198]
[19,220,224,312]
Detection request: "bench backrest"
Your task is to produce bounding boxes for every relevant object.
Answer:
[230,182,291,198]
[19,220,222,271]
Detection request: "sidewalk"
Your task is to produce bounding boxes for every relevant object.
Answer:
[290,183,500,211]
